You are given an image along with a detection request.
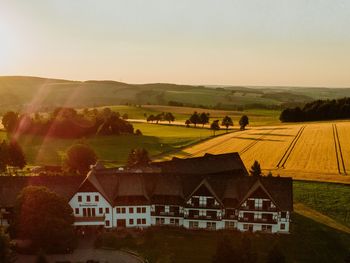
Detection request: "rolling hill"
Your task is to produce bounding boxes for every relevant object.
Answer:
[1,76,350,113]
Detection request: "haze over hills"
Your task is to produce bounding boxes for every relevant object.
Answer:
[1,76,350,113]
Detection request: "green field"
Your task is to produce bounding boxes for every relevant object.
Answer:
[5,123,227,166]
[294,180,350,228]
[94,181,350,263]
[91,105,282,126]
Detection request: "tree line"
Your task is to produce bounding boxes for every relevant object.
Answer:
[185,112,249,131]
[2,107,137,139]
[280,97,350,122]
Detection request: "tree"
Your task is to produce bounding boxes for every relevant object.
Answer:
[0,229,15,263]
[127,148,151,167]
[200,112,210,127]
[8,140,26,170]
[164,112,175,123]
[66,144,97,175]
[14,186,75,253]
[249,160,262,177]
[147,115,155,123]
[0,141,9,173]
[2,111,19,133]
[185,119,191,128]
[210,120,220,136]
[221,116,233,132]
[122,113,128,120]
[266,244,285,263]
[189,112,200,127]
[239,115,249,130]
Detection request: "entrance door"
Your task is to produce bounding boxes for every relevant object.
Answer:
[117,219,126,228]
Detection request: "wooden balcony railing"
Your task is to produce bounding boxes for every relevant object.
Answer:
[238,217,277,224]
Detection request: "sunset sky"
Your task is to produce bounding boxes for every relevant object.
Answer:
[1,0,350,87]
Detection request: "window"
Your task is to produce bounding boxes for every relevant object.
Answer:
[170,218,175,224]
[189,221,199,229]
[142,218,146,224]
[225,221,235,229]
[95,195,99,202]
[137,219,141,224]
[86,195,91,202]
[199,196,206,206]
[137,207,141,213]
[122,208,126,214]
[83,208,87,216]
[262,225,272,232]
[243,224,249,230]
[206,222,216,230]
[281,212,287,218]
[99,208,103,214]
[105,208,110,214]
[78,195,82,202]
[141,207,146,213]
[281,224,285,230]
[91,208,96,217]
[116,208,121,213]
[75,208,79,215]
[129,207,134,213]
[129,219,134,225]
[106,220,110,227]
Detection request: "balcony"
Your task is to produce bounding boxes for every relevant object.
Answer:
[240,206,277,212]
[151,211,183,217]
[185,214,221,221]
[238,217,277,224]
[186,203,221,209]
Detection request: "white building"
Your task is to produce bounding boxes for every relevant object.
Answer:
[0,153,293,234]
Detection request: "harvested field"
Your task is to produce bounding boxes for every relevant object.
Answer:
[167,121,350,184]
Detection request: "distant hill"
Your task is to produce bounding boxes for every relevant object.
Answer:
[1,76,350,113]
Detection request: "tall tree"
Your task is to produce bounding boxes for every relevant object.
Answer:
[2,111,19,133]
[249,160,262,177]
[14,186,75,253]
[164,112,175,123]
[189,112,201,127]
[221,116,233,132]
[66,143,97,175]
[185,119,191,128]
[127,148,151,167]
[210,120,220,136]
[200,112,210,127]
[8,140,26,170]
[239,115,249,130]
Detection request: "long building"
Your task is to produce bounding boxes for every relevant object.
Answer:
[0,153,293,233]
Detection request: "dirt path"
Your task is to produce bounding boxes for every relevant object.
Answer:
[294,203,350,234]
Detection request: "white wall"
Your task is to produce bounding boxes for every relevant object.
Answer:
[114,205,151,228]
[69,192,113,228]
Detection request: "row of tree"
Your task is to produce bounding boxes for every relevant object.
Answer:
[280,97,350,122]
[2,107,136,139]
[185,112,249,131]
[146,112,175,123]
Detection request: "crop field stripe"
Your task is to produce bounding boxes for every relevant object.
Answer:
[333,124,347,175]
[276,125,304,168]
[278,125,306,168]
[239,128,277,155]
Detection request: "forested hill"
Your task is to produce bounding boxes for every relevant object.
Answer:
[1,76,350,113]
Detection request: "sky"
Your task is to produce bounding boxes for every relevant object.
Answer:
[0,0,350,87]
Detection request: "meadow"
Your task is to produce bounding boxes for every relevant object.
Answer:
[3,123,227,166]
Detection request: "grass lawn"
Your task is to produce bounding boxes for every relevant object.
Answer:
[293,180,350,228]
[5,123,227,166]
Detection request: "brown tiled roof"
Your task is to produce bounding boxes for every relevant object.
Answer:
[0,175,84,207]
[153,153,248,175]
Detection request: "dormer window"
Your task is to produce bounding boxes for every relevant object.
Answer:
[78,195,82,202]
[95,195,99,202]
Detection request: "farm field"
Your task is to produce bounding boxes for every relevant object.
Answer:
[167,121,350,184]
[3,123,226,166]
